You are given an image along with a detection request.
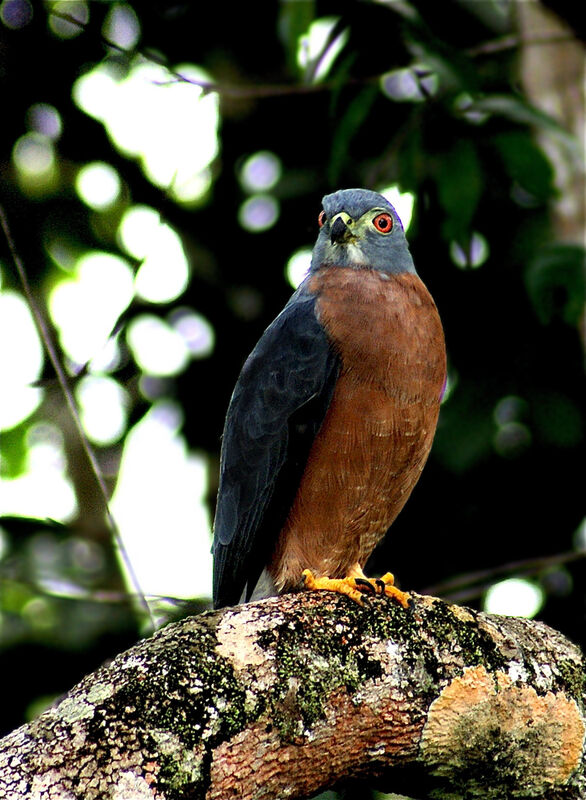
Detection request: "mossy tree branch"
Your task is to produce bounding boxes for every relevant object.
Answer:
[0,592,584,800]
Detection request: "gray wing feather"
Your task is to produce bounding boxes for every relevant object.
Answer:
[212,286,338,608]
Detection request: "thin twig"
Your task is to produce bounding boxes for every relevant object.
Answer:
[0,205,155,634]
[49,9,578,100]
[466,31,576,57]
[421,547,585,600]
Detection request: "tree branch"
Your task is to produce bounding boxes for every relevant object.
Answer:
[0,592,584,799]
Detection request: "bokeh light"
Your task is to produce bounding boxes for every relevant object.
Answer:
[49,251,134,366]
[0,0,33,29]
[297,17,349,82]
[168,308,215,358]
[48,1,87,39]
[88,336,122,374]
[450,232,489,269]
[484,578,544,619]
[72,58,219,205]
[240,151,282,193]
[75,162,121,210]
[0,526,9,560]
[76,375,129,446]
[493,395,531,457]
[380,64,439,102]
[110,401,212,601]
[286,247,312,289]
[26,103,62,140]
[12,133,58,193]
[238,194,279,232]
[127,315,189,377]
[0,289,44,430]
[118,205,190,303]
[13,133,54,176]
[0,423,77,522]
[102,2,140,49]
[379,184,415,230]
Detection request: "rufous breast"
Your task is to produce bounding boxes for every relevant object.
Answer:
[269,266,446,590]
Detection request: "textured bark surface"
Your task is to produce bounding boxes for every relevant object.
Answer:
[0,592,584,800]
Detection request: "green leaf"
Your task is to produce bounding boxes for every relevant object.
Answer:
[277,0,316,75]
[493,131,554,201]
[525,243,586,326]
[380,65,439,103]
[328,86,378,185]
[436,139,484,239]
[0,421,29,478]
[532,391,583,448]
[468,94,579,155]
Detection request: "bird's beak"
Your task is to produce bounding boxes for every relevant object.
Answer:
[330,213,352,245]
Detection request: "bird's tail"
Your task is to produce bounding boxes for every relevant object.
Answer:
[241,569,278,603]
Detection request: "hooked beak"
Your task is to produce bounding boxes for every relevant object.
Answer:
[330,215,350,244]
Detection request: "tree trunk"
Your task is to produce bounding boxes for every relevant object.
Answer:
[0,592,584,800]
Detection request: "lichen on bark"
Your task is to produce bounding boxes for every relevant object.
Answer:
[0,592,584,800]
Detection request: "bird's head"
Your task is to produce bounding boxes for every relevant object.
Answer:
[310,188,416,275]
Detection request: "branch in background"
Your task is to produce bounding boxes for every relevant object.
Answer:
[0,592,584,799]
[0,206,155,634]
[49,8,577,99]
[422,548,586,604]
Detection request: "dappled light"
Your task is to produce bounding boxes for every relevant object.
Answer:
[118,205,190,303]
[26,103,62,140]
[49,251,134,366]
[1,423,77,522]
[450,231,489,269]
[379,185,415,230]
[168,307,215,359]
[493,395,531,458]
[76,375,129,446]
[297,16,349,82]
[102,1,139,50]
[110,402,212,603]
[0,0,32,30]
[240,151,282,193]
[0,290,44,430]
[127,314,190,377]
[238,194,280,232]
[72,58,219,205]
[75,162,121,211]
[48,1,87,38]
[286,247,312,289]
[380,65,439,103]
[12,132,57,194]
[483,578,544,619]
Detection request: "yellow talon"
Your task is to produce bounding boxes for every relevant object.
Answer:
[375,572,411,608]
[302,568,410,608]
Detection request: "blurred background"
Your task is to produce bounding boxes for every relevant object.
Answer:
[0,1,584,793]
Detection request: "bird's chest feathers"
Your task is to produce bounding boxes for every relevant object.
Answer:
[270,267,446,585]
[309,267,444,400]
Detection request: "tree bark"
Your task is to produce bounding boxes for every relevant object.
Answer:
[0,592,584,800]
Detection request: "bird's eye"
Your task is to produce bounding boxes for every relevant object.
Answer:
[318,210,327,228]
[372,213,393,234]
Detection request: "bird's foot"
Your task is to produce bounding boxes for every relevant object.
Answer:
[301,569,410,608]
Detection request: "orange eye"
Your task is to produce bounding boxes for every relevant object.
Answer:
[318,210,327,228]
[373,213,393,233]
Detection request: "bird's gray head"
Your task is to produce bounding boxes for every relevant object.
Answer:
[310,188,416,275]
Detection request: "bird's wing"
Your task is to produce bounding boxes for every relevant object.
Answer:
[212,287,339,608]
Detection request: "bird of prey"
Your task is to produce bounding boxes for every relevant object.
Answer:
[212,188,446,609]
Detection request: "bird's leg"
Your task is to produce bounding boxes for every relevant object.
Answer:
[302,564,410,608]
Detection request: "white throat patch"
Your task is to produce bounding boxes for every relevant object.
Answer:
[344,242,367,265]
